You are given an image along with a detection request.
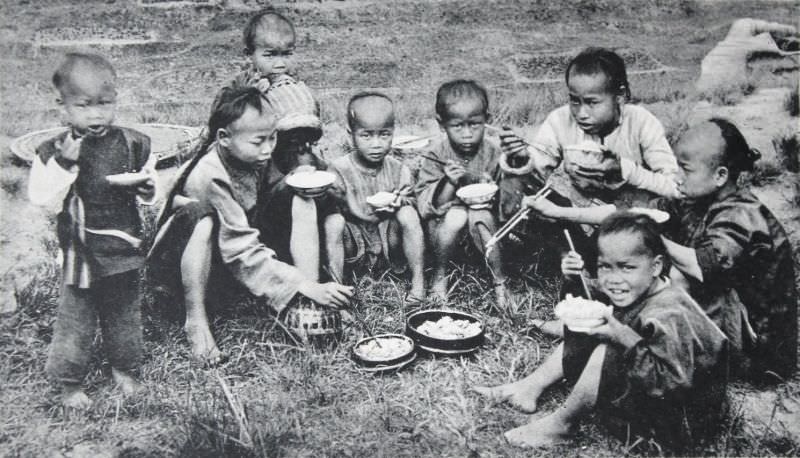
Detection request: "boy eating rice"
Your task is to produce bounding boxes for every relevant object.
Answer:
[329,92,426,302]
[415,80,508,308]
[28,53,156,409]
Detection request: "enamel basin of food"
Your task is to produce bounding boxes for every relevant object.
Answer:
[456,182,498,208]
[416,316,483,340]
[628,207,670,224]
[106,172,151,186]
[554,294,613,332]
[354,335,414,362]
[285,170,336,197]
[366,191,396,209]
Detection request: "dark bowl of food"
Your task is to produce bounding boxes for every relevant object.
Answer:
[405,309,484,355]
[351,333,416,371]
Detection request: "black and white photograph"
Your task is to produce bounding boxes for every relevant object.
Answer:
[1,0,798,456]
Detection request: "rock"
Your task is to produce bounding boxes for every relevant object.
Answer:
[737,389,800,444]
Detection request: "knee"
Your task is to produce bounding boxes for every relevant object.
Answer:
[442,208,468,231]
[467,208,496,229]
[395,206,422,228]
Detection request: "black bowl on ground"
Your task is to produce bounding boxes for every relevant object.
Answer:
[351,333,416,369]
[405,309,485,355]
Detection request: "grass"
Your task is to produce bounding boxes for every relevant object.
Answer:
[2,0,800,456]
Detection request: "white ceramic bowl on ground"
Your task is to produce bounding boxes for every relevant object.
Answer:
[456,182,498,209]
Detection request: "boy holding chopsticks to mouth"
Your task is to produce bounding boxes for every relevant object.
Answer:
[329,92,426,303]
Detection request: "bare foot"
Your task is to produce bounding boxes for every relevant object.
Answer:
[472,380,541,413]
[111,368,144,396]
[430,274,449,302]
[504,413,573,448]
[184,321,225,366]
[61,385,92,410]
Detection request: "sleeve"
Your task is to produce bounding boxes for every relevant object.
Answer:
[209,176,307,312]
[328,163,354,218]
[28,138,78,206]
[618,112,680,198]
[693,206,769,284]
[133,134,159,206]
[414,148,451,219]
[623,311,695,398]
[529,112,566,182]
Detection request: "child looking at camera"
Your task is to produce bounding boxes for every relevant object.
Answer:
[329,92,426,302]
[475,212,728,451]
[416,80,508,308]
[28,53,156,410]
[660,119,797,382]
[149,87,352,365]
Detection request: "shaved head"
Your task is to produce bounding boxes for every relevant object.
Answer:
[347,93,394,130]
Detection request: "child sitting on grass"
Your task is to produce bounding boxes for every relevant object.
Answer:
[660,119,797,382]
[502,47,679,230]
[415,80,508,308]
[329,92,426,302]
[148,86,352,365]
[474,212,728,451]
[28,53,156,409]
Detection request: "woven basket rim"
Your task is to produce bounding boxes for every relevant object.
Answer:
[9,123,201,164]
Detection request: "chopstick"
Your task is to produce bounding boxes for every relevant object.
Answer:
[327,268,381,347]
[563,229,593,300]
[420,154,448,166]
[484,184,552,256]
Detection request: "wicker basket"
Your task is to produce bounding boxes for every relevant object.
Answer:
[9,123,202,169]
[283,296,342,346]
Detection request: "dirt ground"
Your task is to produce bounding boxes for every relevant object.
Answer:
[1,1,799,457]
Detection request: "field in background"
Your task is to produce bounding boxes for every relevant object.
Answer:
[1,1,799,457]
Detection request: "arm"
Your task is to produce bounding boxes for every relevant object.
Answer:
[524,194,617,225]
[28,135,80,206]
[396,164,417,207]
[414,149,452,219]
[209,177,307,312]
[619,112,680,198]
[662,237,704,281]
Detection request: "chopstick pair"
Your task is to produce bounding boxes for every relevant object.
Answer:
[326,269,381,347]
[563,229,593,300]
[484,184,552,256]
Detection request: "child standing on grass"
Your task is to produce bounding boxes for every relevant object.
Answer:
[148,87,352,365]
[501,47,679,229]
[474,212,728,451]
[28,53,156,409]
[329,92,426,302]
[659,119,797,382]
[416,80,508,308]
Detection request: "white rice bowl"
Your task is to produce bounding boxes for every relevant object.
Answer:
[366,191,396,208]
[286,170,336,190]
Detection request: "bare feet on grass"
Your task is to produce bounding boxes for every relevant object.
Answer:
[111,368,144,396]
[472,380,542,413]
[493,282,511,312]
[184,322,225,366]
[61,385,92,410]
[504,413,573,449]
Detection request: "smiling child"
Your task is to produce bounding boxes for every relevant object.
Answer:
[474,212,728,451]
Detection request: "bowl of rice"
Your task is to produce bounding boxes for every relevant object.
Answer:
[352,333,416,371]
[285,170,336,198]
[405,309,484,354]
[455,183,498,209]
